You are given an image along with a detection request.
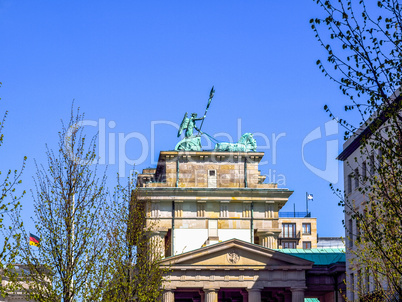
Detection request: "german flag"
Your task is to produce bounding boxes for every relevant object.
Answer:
[29,233,40,247]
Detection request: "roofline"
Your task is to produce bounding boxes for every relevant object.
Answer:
[157,150,266,164]
[337,93,402,161]
[159,238,314,266]
[137,187,294,202]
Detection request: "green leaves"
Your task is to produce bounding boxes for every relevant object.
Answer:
[0,83,26,298]
[312,0,402,129]
[312,0,402,297]
[15,106,110,302]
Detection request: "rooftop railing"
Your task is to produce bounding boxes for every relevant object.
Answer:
[278,211,311,218]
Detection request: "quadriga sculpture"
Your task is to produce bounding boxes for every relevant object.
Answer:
[214,133,257,152]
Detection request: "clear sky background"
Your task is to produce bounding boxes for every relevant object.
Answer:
[0,0,357,237]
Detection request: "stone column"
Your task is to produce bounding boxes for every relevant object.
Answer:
[149,230,167,259]
[267,234,277,249]
[257,233,269,248]
[247,288,261,302]
[162,289,174,302]
[261,234,276,248]
[291,288,305,302]
[204,288,218,302]
[256,230,279,249]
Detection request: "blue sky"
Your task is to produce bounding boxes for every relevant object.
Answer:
[0,0,355,236]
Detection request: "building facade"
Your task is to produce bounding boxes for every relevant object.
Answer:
[278,217,317,250]
[137,150,345,302]
[1,265,32,302]
[138,151,292,257]
[339,126,379,301]
[337,100,402,300]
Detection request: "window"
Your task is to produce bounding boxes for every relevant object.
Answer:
[208,170,217,188]
[197,203,205,217]
[347,173,353,194]
[378,149,383,167]
[282,241,296,249]
[365,268,370,292]
[362,161,367,179]
[356,220,361,243]
[302,241,311,249]
[350,273,355,298]
[348,218,353,248]
[302,223,311,235]
[282,223,296,238]
[374,276,380,290]
[370,154,375,174]
[220,203,228,217]
[354,168,359,189]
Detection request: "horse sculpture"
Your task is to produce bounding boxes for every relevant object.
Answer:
[214,133,257,152]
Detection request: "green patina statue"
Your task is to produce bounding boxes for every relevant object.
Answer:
[174,112,204,151]
[214,133,257,152]
[175,87,257,152]
[178,112,204,138]
[175,87,215,151]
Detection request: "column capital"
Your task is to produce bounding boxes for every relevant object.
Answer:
[163,286,176,291]
[149,229,168,236]
[204,288,218,302]
[256,228,281,236]
[162,289,175,302]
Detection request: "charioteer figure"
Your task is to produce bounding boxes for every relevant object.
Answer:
[178,112,205,138]
[175,87,215,151]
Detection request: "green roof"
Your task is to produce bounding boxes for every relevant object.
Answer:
[304,299,320,302]
[275,248,345,265]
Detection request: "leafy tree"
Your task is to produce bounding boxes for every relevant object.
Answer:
[102,177,167,302]
[15,105,166,302]
[311,0,402,300]
[0,82,26,298]
[18,107,110,302]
